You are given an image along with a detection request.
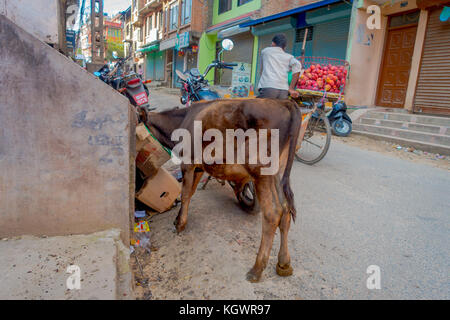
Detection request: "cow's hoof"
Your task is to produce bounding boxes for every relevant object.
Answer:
[175,223,186,234]
[246,269,262,283]
[276,263,293,277]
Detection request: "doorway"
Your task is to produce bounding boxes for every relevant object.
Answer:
[376,11,419,108]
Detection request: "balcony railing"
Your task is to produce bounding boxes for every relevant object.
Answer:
[140,0,161,15]
[145,28,159,44]
[131,10,142,26]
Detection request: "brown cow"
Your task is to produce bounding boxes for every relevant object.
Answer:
[144,98,301,282]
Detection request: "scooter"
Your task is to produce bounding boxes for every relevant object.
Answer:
[328,100,352,136]
[307,87,352,137]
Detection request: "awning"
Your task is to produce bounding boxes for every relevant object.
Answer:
[207,12,253,34]
[239,0,352,27]
[217,25,250,39]
[137,43,159,53]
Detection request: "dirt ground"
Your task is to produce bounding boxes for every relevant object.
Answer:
[131,135,449,300]
[335,135,449,171]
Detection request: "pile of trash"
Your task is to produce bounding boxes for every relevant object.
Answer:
[135,123,181,213]
[131,123,182,252]
[392,144,448,160]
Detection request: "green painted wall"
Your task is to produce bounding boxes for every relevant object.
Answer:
[213,0,261,25]
[198,33,218,82]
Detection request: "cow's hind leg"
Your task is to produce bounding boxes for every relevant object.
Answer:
[276,209,293,276]
[247,176,283,282]
[174,165,203,233]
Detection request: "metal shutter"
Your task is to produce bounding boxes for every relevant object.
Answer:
[154,51,165,81]
[218,32,254,86]
[414,8,450,115]
[311,17,350,60]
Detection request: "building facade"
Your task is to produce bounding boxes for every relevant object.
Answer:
[346,0,450,115]
[199,0,262,93]
[199,0,353,96]
[79,12,125,63]
[160,0,208,87]
[128,0,207,87]
[123,0,449,113]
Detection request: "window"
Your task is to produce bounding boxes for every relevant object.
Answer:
[163,9,167,32]
[238,0,253,6]
[170,4,178,31]
[158,11,163,29]
[146,16,152,36]
[181,0,192,25]
[295,26,313,42]
[389,11,420,28]
[218,0,232,14]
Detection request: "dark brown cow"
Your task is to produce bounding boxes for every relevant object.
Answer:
[145,98,301,282]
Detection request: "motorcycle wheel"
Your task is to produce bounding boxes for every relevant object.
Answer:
[229,181,257,213]
[332,118,352,137]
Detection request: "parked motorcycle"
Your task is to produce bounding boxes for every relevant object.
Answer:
[94,51,153,112]
[177,39,257,212]
[176,39,237,106]
[328,100,352,136]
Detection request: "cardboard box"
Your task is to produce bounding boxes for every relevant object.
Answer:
[135,123,171,179]
[136,167,182,213]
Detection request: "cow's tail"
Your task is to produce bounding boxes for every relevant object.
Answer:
[281,100,302,222]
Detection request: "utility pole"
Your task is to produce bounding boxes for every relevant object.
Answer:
[90,0,104,64]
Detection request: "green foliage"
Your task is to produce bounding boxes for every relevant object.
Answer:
[106,40,124,62]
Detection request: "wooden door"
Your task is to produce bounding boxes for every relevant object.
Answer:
[376,25,418,107]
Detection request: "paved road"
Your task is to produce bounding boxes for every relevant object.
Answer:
[149,88,183,111]
[136,91,449,299]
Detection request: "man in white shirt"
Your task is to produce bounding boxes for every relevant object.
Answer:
[257,34,302,99]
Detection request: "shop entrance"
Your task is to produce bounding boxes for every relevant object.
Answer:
[376,11,419,108]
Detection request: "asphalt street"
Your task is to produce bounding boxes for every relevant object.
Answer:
[137,89,450,299]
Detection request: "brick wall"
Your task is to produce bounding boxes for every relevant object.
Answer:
[160,0,208,40]
[255,0,322,19]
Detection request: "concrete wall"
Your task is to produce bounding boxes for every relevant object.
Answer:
[0,15,133,243]
[0,0,60,45]
[345,0,387,106]
[404,9,428,112]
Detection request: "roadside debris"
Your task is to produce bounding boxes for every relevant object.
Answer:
[135,123,181,213]
[391,144,449,160]
[131,220,151,253]
[134,211,146,219]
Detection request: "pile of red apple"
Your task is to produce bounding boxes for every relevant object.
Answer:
[297,64,348,93]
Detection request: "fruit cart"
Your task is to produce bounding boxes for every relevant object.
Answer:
[292,56,351,165]
[295,56,350,103]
